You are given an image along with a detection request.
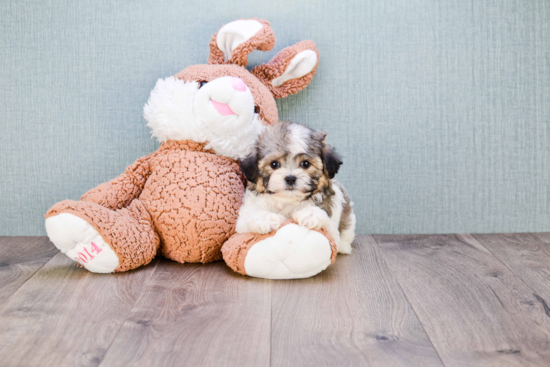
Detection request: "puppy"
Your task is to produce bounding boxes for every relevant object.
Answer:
[236,121,356,254]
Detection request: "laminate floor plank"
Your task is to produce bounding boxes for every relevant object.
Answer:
[473,233,550,301]
[0,250,159,367]
[4,234,550,367]
[270,235,444,367]
[98,260,271,367]
[374,234,550,367]
[0,237,58,305]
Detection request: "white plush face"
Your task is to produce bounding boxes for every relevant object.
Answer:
[194,76,256,137]
[144,76,265,160]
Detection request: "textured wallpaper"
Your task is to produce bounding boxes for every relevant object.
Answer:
[1,0,549,235]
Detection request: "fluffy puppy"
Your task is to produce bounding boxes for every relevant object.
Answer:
[236,121,356,254]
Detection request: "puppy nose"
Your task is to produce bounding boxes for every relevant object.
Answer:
[231,77,247,92]
[285,175,297,185]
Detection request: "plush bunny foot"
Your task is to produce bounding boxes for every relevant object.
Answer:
[45,199,160,273]
[46,213,119,273]
[222,221,337,279]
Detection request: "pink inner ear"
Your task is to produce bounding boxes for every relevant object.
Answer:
[211,100,236,116]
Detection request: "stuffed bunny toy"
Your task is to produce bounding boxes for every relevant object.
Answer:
[45,18,337,279]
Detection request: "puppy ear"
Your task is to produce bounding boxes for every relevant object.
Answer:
[311,131,327,143]
[251,40,319,99]
[322,144,342,179]
[208,18,276,67]
[240,153,259,182]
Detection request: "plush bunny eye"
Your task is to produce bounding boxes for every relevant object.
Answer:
[199,81,208,88]
[254,106,260,114]
[270,161,280,169]
[300,161,311,169]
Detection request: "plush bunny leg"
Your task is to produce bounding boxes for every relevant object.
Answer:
[45,199,159,273]
[222,220,337,279]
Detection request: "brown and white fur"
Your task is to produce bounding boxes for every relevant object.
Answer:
[236,121,356,254]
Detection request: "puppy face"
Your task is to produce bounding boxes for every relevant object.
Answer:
[241,121,342,199]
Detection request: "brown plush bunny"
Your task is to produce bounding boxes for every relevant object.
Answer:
[45,18,337,279]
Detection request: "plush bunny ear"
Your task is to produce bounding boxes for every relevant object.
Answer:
[251,40,319,99]
[208,18,275,67]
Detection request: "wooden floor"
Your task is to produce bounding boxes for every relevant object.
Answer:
[1,234,550,367]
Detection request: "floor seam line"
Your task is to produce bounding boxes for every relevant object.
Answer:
[269,279,273,367]
[96,258,161,367]
[0,248,60,308]
[466,234,550,306]
[371,235,448,367]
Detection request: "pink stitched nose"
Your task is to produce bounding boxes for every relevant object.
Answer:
[231,77,247,92]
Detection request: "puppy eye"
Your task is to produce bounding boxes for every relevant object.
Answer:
[270,161,280,169]
[254,106,260,114]
[199,81,207,88]
[300,161,311,169]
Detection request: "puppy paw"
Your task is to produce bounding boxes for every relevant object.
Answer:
[248,213,287,234]
[293,207,329,230]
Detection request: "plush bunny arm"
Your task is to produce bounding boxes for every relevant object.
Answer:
[81,155,152,210]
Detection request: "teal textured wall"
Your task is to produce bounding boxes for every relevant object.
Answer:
[1,0,549,235]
